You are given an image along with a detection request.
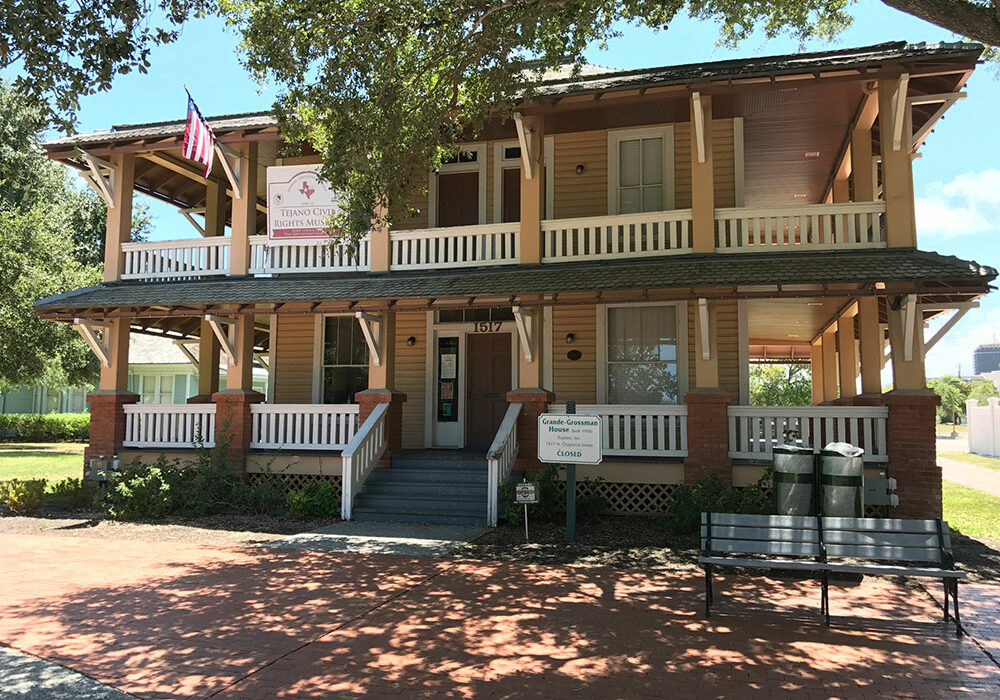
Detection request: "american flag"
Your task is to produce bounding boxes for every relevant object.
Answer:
[183,90,216,178]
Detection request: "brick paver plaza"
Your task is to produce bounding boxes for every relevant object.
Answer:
[0,533,998,699]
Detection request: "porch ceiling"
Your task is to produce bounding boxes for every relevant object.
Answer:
[35,249,995,322]
[748,296,850,346]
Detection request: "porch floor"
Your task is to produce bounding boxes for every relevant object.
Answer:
[1,533,997,699]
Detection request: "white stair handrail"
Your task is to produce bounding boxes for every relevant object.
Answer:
[486,403,522,527]
[340,402,389,520]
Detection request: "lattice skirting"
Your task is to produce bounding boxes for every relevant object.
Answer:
[554,481,679,515]
[248,472,342,499]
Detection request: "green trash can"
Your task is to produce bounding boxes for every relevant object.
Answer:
[820,442,865,517]
[772,444,816,516]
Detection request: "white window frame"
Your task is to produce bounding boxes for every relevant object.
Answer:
[607,125,675,215]
[492,138,554,223]
[428,143,487,228]
[311,314,370,404]
[595,301,688,404]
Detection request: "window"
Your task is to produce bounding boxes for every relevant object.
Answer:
[440,149,478,165]
[606,306,679,404]
[322,317,369,403]
[608,127,673,215]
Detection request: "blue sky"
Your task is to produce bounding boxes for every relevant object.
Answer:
[47,1,1000,378]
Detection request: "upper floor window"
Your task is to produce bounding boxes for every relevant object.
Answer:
[322,316,368,403]
[608,126,675,215]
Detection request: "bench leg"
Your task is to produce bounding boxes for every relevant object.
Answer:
[952,580,964,638]
[943,580,951,623]
[820,570,830,626]
[703,565,713,618]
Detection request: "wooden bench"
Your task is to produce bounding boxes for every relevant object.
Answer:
[698,513,966,636]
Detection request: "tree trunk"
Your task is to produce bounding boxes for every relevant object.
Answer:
[881,0,1000,48]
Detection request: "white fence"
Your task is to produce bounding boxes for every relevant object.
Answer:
[967,398,1000,458]
[715,202,886,252]
[487,403,522,527]
[341,402,388,520]
[250,236,369,274]
[390,223,519,270]
[548,404,688,458]
[121,238,230,280]
[541,210,693,263]
[122,404,217,449]
[728,405,888,463]
[250,404,359,450]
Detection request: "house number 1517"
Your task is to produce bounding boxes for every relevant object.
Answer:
[473,321,503,332]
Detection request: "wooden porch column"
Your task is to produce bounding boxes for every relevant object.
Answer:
[837,308,859,399]
[103,154,135,282]
[851,127,876,202]
[878,76,917,247]
[357,310,406,463]
[213,314,264,467]
[189,181,226,403]
[694,300,719,390]
[85,317,138,469]
[367,311,396,391]
[887,301,926,391]
[857,296,882,395]
[685,298,731,484]
[508,303,552,472]
[229,142,258,275]
[518,114,545,264]
[821,327,838,401]
[690,93,715,254]
[832,178,850,204]
[370,202,391,272]
[811,338,825,404]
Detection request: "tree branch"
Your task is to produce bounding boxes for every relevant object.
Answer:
[881,0,1000,47]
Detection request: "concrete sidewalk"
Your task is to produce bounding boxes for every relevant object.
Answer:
[0,533,998,699]
[939,456,1000,499]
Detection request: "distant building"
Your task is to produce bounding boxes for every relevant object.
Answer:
[974,344,1000,376]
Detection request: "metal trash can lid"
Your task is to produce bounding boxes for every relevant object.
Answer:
[821,442,864,458]
[773,444,814,454]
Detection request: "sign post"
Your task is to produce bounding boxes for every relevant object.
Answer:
[537,399,602,544]
[514,480,539,542]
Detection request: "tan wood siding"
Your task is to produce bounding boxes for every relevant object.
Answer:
[553,131,607,219]
[552,305,597,403]
[274,315,315,403]
[716,299,740,396]
[394,311,427,448]
[395,173,429,231]
[674,122,692,209]
[485,142,496,224]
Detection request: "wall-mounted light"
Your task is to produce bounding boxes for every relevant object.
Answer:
[565,332,576,344]
[575,164,585,175]
[407,336,416,346]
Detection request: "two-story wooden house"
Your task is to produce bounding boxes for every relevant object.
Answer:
[36,41,996,525]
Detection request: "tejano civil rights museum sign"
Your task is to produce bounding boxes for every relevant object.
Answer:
[266,165,340,240]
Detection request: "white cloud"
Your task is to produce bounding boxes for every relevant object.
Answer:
[915,170,1000,239]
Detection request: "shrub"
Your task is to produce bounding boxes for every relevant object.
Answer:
[0,413,89,442]
[287,481,339,518]
[107,460,172,521]
[0,479,48,514]
[502,463,606,525]
[666,471,772,535]
[48,478,97,510]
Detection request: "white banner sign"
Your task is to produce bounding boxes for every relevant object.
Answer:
[537,414,603,465]
[266,165,340,240]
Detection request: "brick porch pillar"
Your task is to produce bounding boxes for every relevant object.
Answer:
[212,389,265,470]
[355,389,406,465]
[506,388,554,473]
[84,391,139,470]
[683,391,732,485]
[884,391,942,518]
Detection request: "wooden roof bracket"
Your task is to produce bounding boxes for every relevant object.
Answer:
[78,150,118,207]
[180,207,207,236]
[173,339,200,370]
[698,298,711,360]
[355,311,383,367]
[891,73,910,151]
[902,293,917,361]
[205,314,238,361]
[73,318,113,367]
[918,301,978,353]
[253,352,269,370]
[512,112,536,180]
[909,91,966,151]
[692,92,706,163]
[512,305,535,362]
[214,143,243,198]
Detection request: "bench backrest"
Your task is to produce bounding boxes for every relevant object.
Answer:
[701,513,954,566]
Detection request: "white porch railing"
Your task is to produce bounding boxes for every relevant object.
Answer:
[341,402,388,520]
[390,223,519,270]
[249,236,369,274]
[715,202,886,252]
[541,210,693,263]
[121,238,230,280]
[727,405,889,463]
[250,404,359,450]
[122,404,217,449]
[487,403,522,527]
[548,404,688,458]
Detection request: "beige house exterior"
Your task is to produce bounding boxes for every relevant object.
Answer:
[36,42,995,525]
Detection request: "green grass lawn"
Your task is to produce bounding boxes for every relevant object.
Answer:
[0,443,85,482]
[943,481,1000,541]
[936,423,968,437]
[939,451,1000,471]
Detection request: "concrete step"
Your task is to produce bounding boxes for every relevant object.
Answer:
[359,482,486,499]
[367,469,488,485]
[352,493,485,512]
[352,510,486,526]
[388,457,488,471]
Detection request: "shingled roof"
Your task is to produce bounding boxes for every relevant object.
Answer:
[35,249,996,318]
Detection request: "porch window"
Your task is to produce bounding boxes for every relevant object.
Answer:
[606,306,679,404]
[322,317,369,403]
[608,126,674,215]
